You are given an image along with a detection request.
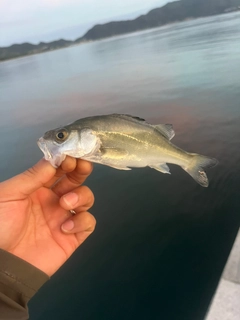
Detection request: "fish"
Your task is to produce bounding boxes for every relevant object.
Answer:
[37,114,218,187]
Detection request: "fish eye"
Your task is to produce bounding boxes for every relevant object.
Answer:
[57,132,64,139]
[56,130,68,142]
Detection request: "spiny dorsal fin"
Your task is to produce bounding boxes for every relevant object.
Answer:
[123,114,146,122]
[112,114,146,122]
[154,124,175,140]
[111,115,175,140]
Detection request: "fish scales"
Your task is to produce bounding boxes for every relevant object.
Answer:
[38,114,218,187]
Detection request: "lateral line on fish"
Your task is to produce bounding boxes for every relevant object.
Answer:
[100,131,187,163]
[99,131,148,146]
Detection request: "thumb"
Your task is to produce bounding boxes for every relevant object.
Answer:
[1,159,56,199]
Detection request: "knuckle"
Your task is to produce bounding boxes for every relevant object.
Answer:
[61,156,76,172]
[67,173,82,185]
[25,166,39,177]
[87,190,95,206]
[67,161,93,185]
[86,214,96,232]
[80,186,95,205]
[87,162,94,174]
[22,166,41,185]
[77,159,93,174]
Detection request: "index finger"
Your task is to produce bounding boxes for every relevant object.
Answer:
[44,156,77,188]
[51,159,93,197]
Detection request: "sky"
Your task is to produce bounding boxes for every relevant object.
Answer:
[0,0,171,47]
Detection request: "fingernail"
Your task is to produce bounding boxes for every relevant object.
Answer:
[61,220,74,232]
[63,192,78,207]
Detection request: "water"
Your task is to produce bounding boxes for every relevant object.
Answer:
[1,12,240,320]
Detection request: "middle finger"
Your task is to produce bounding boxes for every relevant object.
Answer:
[52,159,93,197]
[44,156,77,188]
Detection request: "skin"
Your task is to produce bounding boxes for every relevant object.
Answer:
[0,156,96,276]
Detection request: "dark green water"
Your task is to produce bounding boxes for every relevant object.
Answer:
[0,12,240,320]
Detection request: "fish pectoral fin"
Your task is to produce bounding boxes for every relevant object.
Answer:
[149,163,171,174]
[100,147,131,170]
[154,124,175,140]
[100,147,129,160]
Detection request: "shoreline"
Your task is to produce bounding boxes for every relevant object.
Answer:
[1,10,240,64]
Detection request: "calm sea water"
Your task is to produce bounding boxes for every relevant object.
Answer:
[1,12,240,320]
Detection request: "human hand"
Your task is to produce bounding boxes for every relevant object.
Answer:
[0,157,96,276]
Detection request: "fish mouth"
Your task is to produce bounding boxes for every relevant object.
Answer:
[37,137,52,161]
[37,137,66,168]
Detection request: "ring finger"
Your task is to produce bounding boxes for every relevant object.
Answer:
[59,185,95,213]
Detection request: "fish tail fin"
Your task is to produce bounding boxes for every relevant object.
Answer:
[182,154,218,187]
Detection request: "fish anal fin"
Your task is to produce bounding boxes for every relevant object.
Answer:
[149,163,171,174]
[107,165,132,171]
[154,124,175,140]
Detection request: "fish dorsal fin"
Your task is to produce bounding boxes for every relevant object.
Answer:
[111,115,175,140]
[112,114,146,122]
[154,124,175,140]
[122,114,146,122]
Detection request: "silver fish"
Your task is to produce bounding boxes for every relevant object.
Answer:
[37,114,218,187]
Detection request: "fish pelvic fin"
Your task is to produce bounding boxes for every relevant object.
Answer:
[182,154,218,187]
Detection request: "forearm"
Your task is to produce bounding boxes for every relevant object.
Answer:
[0,249,49,320]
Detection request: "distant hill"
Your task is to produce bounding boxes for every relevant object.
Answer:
[78,0,240,41]
[1,0,240,61]
[0,39,73,61]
